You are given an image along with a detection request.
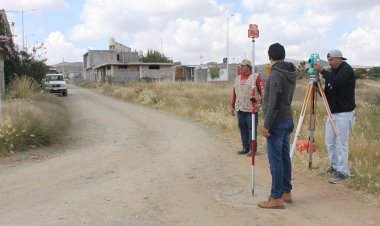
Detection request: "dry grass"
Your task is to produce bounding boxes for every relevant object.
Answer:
[0,78,70,156]
[289,79,380,194]
[6,76,40,100]
[80,79,379,195]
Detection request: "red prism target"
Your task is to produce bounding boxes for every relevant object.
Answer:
[248,24,259,38]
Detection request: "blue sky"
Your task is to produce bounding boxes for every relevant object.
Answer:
[2,0,380,66]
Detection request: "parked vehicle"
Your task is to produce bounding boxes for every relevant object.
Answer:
[44,74,68,96]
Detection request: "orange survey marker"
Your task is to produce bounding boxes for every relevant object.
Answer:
[296,140,317,153]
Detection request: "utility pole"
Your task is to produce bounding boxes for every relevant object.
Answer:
[21,9,36,51]
[62,57,65,78]
[226,14,234,79]
[6,9,36,52]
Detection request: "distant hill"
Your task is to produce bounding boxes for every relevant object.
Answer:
[51,62,83,77]
[284,58,329,68]
[53,62,83,67]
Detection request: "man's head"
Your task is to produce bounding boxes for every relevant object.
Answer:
[268,43,285,61]
[240,59,252,73]
[327,49,346,69]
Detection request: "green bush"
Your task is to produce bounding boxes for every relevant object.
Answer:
[209,66,220,80]
[368,67,380,80]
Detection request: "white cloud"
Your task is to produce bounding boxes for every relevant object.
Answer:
[70,0,221,41]
[238,1,380,65]
[44,31,85,65]
[6,0,380,66]
[1,0,68,11]
[67,0,380,66]
[340,6,380,66]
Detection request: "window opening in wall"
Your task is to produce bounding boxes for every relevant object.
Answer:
[117,54,120,61]
[149,65,160,70]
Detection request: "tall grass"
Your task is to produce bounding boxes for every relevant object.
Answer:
[291,79,380,194]
[6,76,40,100]
[87,79,380,195]
[0,77,70,156]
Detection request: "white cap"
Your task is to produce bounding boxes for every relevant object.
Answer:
[327,49,347,60]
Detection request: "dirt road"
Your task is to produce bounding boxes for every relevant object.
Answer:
[0,85,378,226]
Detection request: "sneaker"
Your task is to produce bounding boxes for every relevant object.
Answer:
[237,149,249,155]
[282,192,293,203]
[319,166,337,176]
[328,173,348,184]
[257,197,285,209]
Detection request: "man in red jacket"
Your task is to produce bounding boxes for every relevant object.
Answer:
[231,59,265,157]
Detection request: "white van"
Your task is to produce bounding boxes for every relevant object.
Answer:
[44,74,68,96]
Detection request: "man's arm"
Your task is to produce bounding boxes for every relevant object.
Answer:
[256,75,265,97]
[251,75,265,108]
[321,65,354,88]
[314,63,353,89]
[263,73,279,129]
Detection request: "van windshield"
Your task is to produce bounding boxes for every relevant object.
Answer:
[47,75,64,81]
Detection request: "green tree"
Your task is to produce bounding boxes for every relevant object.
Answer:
[209,65,220,80]
[139,49,172,63]
[299,61,306,71]
[354,68,367,79]
[4,54,21,85]
[367,67,380,80]
[1,13,18,88]
[4,43,49,86]
[19,43,49,83]
[296,61,308,79]
[2,14,49,87]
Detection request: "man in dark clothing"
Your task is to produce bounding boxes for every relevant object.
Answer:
[258,43,297,209]
[313,49,356,184]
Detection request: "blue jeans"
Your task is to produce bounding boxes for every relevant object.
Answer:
[266,119,294,198]
[237,111,259,153]
[325,111,355,175]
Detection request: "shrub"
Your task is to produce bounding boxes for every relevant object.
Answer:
[0,79,69,155]
[6,76,40,100]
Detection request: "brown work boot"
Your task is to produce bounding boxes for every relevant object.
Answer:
[257,197,285,209]
[282,192,293,203]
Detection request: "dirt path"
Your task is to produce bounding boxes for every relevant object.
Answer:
[0,85,378,226]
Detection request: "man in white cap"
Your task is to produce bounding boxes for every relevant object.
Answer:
[231,59,265,157]
[313,49,356,184]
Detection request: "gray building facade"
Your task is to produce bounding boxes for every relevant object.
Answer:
[83,37,174,83]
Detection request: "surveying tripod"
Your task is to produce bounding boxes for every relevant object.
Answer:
[290,75,347,171]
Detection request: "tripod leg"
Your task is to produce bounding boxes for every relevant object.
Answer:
[290,83,313,159]
[308,86,317,169]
